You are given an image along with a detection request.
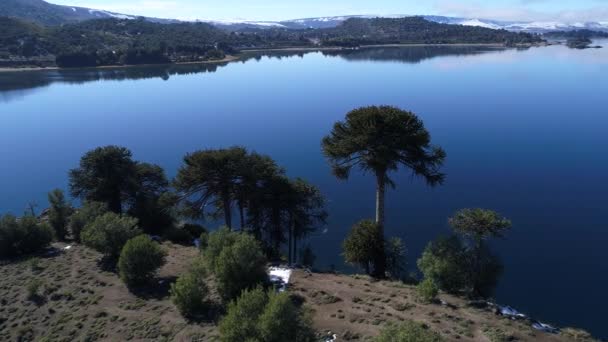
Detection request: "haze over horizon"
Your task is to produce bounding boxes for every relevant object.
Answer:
[46,0,608,23]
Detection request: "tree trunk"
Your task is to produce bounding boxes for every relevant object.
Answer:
[293,235,298,265]
[222,194,232,229]
[110,191,122,214]
[373,171,387,278]
[238,200,245,230]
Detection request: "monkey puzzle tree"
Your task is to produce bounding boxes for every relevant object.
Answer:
[322,106,446,277]
[69,146,138,214]
[174,147,248,229]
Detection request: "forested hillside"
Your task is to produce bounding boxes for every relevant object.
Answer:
[0,16,544,68]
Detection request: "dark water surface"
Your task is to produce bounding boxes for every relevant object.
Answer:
[1,44,607,338]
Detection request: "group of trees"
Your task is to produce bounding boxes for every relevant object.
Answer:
[174,146,327,263]
[1,15,544,68]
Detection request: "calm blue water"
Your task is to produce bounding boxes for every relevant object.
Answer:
[1,43,607,338]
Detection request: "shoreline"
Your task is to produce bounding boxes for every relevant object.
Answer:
[0,55,241,74]
[0,42,542,73]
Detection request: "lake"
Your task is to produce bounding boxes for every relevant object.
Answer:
[1,43,607,338]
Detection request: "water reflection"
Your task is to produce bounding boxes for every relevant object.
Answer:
[0,46,506,103]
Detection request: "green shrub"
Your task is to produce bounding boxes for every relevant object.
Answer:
[385,237,407,280]
[0,214,53,258]
[214,232,268,301]
[204,227,239,268]
[219,287,268,341]
[198,231,209,251]
[69,201,107,242]
[81,213,141,259]
[26,279,43,300]
[219,287,315,342]
[48,189,71,241]
[182,223,207,238]
[170,272,208,317]
[342,220,384,275]
[417,236,468,294]
[376,321,443,342]
[416,278,439,303]
[118,235,166,287]
[163,227,194,245]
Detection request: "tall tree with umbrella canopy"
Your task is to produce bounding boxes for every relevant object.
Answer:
[322,106,446,277]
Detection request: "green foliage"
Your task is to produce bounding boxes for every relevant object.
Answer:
[342,220,383,275]
[214,232,268,301]
[385,237,407,280]
[26,278,43,300]
[47,189,70,241]
[219,287,314,342]
[118,235,166,287]
[80,212,141,259]
[416,278,439,303]
[417,236,468,294]
[375,321,443,342]
[69,146,138,213]
[163,227,195,245]
[0,214,53,258]
[322,106,446,186]
[449,209,510,298]
[199,231,209,250]
[69,201,107,242]
[219,287,268,341]
[449,209,511,242]
[170,272,208,317]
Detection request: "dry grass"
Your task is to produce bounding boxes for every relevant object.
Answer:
[0,244,598,342]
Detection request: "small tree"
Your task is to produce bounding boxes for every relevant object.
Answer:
[118,235,166,287]
[0,214,53,258]
[219,287,268,342]
[342,220,384,275]
[385,237,407,280]
[170,272,208,317]
[48,189,70,241]
[69,201,108,242]
[214,233,268,300]
[417,236,468,294]
[219,287,315,342]
[203,227,239,269]
[81,213,141,259]
[416,278,439,303]
[449,209,511,297]
[376,321,443,342]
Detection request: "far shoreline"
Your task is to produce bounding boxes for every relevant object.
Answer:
[0,42,546,74]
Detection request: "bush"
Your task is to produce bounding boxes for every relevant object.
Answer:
[69,201,107,242]
[203,227,239,268]
[342,220,384,275]
[416,278,439,303]
[376,321,443,342]
[385,237,407,280]
[0,214,53,258]
[48,189,71,241]
[118,235,166,287]
[198,231,209,250]
[219,287,315,342]
[170,272,208,317]
[214,232,268,301]
[183,223,207,238]
[81,213,141,259]
[219,287,268,341]
[417,236,468,294]
[26,279,43,300]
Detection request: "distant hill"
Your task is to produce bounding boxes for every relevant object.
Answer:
[0,0,175,25]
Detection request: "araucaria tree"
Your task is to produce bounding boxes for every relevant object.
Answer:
[322,106,446,277]
[174,147,249,229]
[449,208,511,297]
[69,146,138,214]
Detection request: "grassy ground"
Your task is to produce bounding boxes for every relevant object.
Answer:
[0,243,598,341]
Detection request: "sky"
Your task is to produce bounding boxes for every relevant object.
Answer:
[48,0,608,23]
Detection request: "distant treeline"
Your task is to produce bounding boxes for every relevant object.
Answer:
[0,16,544,68]
[544,29,608,39]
